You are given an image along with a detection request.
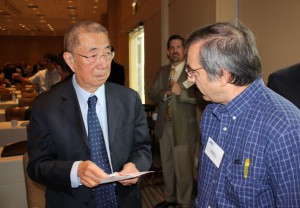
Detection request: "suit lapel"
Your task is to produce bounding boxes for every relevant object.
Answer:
[105,83,121,145]
[60,81,89,147]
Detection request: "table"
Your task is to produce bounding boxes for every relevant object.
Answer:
[0,109,4,122]
[0,121,28,147]
[0,100,18,109]
[0,147,27,208]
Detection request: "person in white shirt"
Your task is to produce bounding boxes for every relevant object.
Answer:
[12,53,60,93]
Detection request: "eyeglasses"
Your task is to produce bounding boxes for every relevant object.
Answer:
[185,64,203,77]
[69,51,115,63]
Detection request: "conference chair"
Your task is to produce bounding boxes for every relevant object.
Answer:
[23,153,46,208]
[5,106,26,121]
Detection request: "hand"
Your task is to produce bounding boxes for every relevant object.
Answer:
[171,81,181,95]
[12,73,21,80]
[78,160,110,188]
[118,162,139,186]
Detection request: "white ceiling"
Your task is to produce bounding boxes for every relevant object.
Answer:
[0,0,108,36]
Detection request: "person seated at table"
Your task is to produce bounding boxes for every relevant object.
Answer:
[51,52,73,88]
[12,53,60,93]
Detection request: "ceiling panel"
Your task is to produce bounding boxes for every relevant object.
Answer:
[0,0,107,36]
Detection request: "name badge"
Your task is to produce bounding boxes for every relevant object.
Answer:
[204,137,224,168]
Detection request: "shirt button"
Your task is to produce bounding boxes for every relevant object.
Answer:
[208,206,211,208]
[232,116,236,120]
[223,127,228,131]
[212,180,215,184]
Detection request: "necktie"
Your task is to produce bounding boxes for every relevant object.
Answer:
[166,67,175,120]
[87,96,117,208]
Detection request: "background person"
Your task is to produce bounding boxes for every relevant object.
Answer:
[148,34,201,208]
[267,62,300,109]
[185,21,300,207]
[12,53,60,93]
[27,21,152,208]
[51,51,73,88]
[107,46,125,86]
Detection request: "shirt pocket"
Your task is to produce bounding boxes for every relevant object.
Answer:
[224,162,266,207]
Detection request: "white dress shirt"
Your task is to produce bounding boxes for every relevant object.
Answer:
[70,75,112,187]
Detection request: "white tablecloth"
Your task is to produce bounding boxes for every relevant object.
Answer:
[0,147,27,208]
[0,121,28,147]
[0,109,4,122]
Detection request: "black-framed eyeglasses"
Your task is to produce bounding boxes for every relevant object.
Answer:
[185,64,203,77]
[68,51,115,64]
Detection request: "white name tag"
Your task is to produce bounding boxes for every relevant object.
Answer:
[182,79,194,89]
[204,137,224,168]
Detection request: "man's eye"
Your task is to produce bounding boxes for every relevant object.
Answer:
[103,52,111,56]
[88,55,97,60]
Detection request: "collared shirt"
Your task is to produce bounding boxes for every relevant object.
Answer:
[196,78,300,207]
[171,61,185,82]
[70,75,112,187]
[29,68,60,92]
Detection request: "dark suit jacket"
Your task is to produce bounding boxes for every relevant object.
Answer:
[148,64,202,146]
[27,79,152,208]
[107,61,125,86]
[267,63,300,109]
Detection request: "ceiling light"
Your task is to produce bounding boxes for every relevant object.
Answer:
[27,4,39,9]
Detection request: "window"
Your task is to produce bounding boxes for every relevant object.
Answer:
[129,26,145,103]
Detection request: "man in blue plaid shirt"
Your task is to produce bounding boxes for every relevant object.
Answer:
[184,21,300,207]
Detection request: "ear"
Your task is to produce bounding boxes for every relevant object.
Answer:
[219,68,231,87]
[63,52,75,73]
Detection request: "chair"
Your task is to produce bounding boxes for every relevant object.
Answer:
[18,97,36,107]
[0,86,9,91]
[20,87,35,93]
[143,104,156,137]
[5,106,27,121]
[21,91,38,98]
[0,92,13,101]
[23,153,46,208]
[142,104,162,180]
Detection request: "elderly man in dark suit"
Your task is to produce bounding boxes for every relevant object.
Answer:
[27,20,152,208]
[267,63,300,109]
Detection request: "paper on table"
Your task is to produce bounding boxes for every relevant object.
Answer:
[100,171,154,184]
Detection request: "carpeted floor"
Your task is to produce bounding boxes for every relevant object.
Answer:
[140,171,165,208]
[140,134,165,208]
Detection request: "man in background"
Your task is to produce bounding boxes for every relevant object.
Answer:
[12,53,60,93]
[107,46,125,85]
[267,63,300,109]
[185,21,300,207]
[148,34,201,208]
[51,51,73,88]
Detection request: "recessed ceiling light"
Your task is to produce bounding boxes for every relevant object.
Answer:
[27,4,39,9]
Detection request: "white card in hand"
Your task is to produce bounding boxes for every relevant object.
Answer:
[100,171,154,184]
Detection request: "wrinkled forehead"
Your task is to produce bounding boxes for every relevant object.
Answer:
[76,32,111,52]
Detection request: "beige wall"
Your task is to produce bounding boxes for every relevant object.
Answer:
[0,36,63,69]
[239,0,300,82]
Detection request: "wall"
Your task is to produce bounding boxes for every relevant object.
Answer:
[239,0,300,82]
[0,36,63,69]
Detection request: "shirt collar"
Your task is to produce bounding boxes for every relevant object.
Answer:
[172,61,185,72]
[72,75,105,105]
[212,78,264,120]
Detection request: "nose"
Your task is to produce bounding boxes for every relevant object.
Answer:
[95,56,109,69]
